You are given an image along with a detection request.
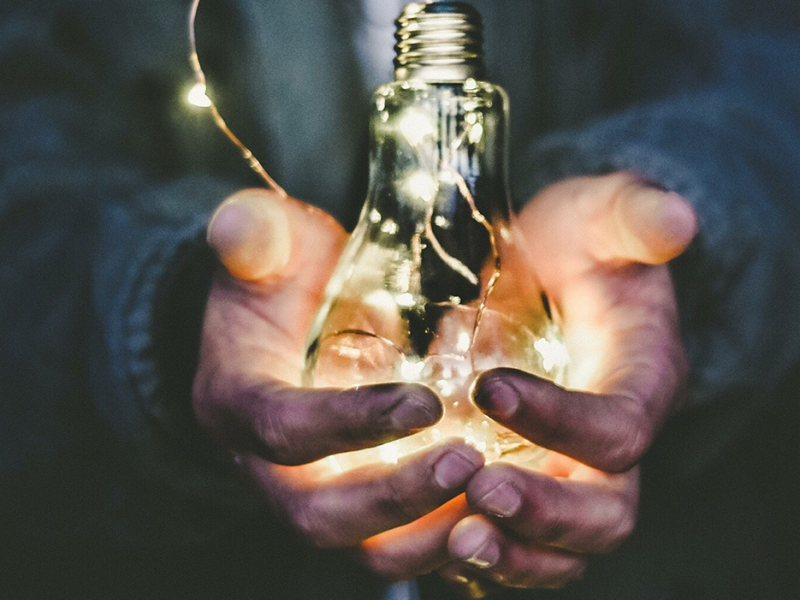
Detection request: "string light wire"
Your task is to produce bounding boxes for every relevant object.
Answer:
[188,0,501,377]
[188,0,287,196]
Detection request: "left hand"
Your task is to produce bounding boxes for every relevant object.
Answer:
[437,172,698,596]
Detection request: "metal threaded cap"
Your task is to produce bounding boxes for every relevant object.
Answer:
[394,1,484,82]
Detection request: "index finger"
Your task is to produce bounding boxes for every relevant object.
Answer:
[194,377,444,466]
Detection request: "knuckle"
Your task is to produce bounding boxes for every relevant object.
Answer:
[378,472,427,524]
[600,497,638,553]
[287,497,336,549]
[256,399,298,464]
[527,499,566,542]
[604,402,653,472]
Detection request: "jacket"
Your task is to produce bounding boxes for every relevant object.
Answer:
[1,0,799,597]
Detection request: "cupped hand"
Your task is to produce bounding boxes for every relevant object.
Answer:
[193,190,484,557]
[440,173,698,596]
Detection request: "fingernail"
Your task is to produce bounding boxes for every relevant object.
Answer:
[390,394,440,430]
[434,451,482,490]
[663,191,699,239]
[207,192,291,281]
[474,379,520,420]
[475,481,523,518]
[451,527,500,569]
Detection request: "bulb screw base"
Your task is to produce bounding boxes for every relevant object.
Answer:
[394,1,485,83]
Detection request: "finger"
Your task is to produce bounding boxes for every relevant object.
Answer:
[196,379,444,465]
[207,189,292,281]
[472,369,663,472]
[591,175,698,265]
[252,440,484,548]
[466,463,638,554]
[448,516,586,589]
[516,174,698,282]
[356,496,470,581]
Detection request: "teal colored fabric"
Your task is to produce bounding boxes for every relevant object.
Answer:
[1,0,799,597]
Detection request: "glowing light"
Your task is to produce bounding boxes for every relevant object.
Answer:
[439,170,457,186]
[380,219,399,234]
[468,123,484,144]
[434,215,450,229]
[398,109,438,146]
[405,172,438,203]
[457,331,472,353]
[186,82,212,108]
[378,443,403,464]
[534,337,570,372]
[364,290,396,311]
[436,378,457,398]
[369,209,382,223]
[400,358,426,381]
[395,292,416,308]
[498,224,513,242]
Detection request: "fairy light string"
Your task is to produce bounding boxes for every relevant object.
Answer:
[188,0,287,197]
[188,0,501,377]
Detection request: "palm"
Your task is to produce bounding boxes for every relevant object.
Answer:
[436,173,696,595]
[202,196,346,386]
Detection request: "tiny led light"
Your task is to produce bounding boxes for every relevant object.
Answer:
[378,443,403,464]
[395,292,416,308]
[187,82,212,108]
[534,337,570,372]
[457,331,472,354]
[398,109,438,147]
[468,122,484,144]
[405,171,438,204]
[400,358,426,381]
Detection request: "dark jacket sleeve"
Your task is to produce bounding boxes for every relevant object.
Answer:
[0,0,260,544]
[513,2,800,475]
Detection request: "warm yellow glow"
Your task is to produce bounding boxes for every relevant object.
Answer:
[405,171,439,203]
[364,290,397,311]
[186,82,212,108]
[468,122,484,144]
[534,336,570,373]
[457,331,472,354]
[395,292,416,308]
[400,358,426,381]
[439,169,456,185]
[378,443,403,464]
[380,219,399,234]
[398,109,438,146]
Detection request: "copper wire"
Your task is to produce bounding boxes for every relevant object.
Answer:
[188,0,287,197]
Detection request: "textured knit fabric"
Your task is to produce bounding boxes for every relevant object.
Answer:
[1,0,799,598]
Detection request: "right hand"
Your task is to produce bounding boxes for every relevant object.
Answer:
[193,190,484,559]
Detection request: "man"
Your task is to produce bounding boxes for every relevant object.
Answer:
[1,0,799,598]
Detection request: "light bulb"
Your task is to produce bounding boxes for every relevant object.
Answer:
[303,1,568,472]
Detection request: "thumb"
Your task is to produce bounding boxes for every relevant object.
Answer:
[207,189,291,281]
[598,180,698,265]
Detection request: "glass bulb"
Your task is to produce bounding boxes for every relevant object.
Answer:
[303,2,568,472]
